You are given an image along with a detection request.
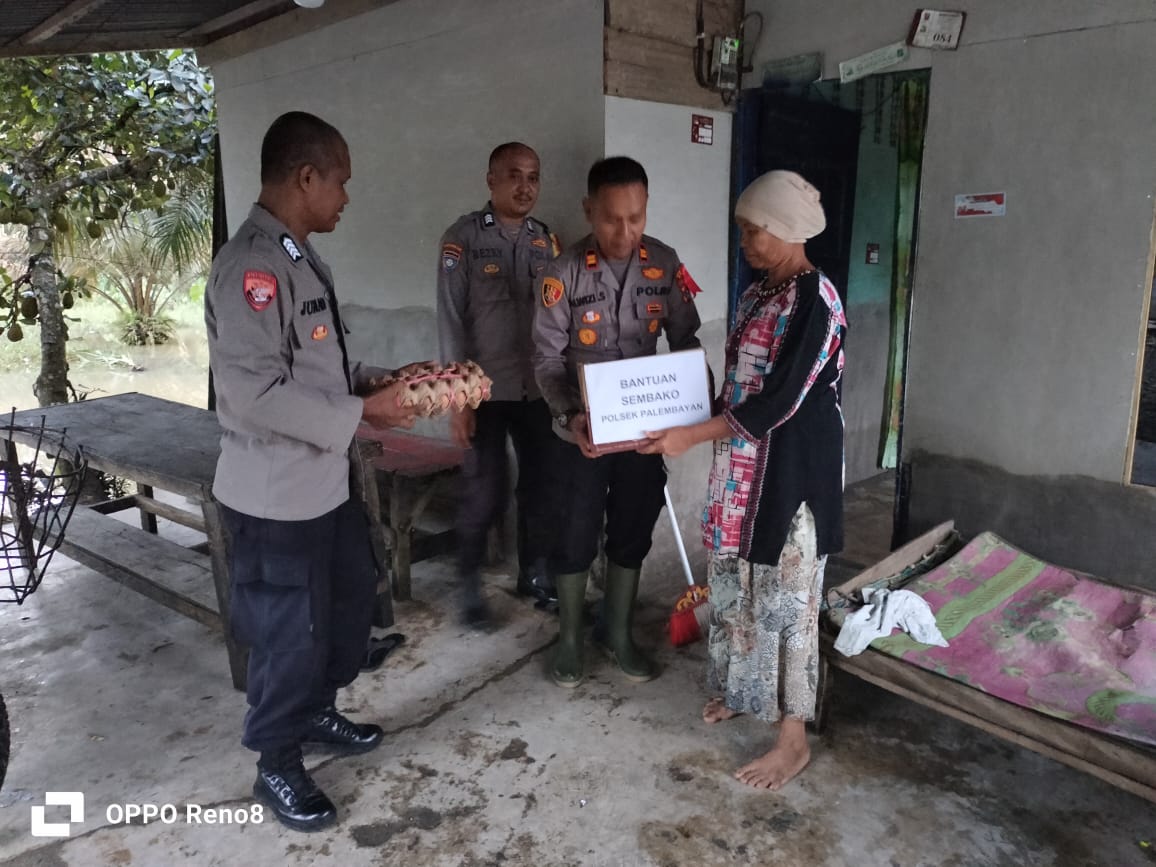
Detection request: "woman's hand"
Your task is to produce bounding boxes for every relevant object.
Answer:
[637,426,695,457]
[637,416,733,457]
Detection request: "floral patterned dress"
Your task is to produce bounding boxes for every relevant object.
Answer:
[703,272,846,722]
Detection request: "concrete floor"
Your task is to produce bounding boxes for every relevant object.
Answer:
[1,474,1154,867]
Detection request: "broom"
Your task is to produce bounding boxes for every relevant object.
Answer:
[663,484,711,646]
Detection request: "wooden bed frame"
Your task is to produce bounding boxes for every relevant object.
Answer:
[815,521,1156,804]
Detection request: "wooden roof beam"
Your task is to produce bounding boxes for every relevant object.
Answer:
[178,0,289,41]
[17,0,112,45]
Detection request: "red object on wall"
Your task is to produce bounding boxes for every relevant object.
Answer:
[691,114,714,145]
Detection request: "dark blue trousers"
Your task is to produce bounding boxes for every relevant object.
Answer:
[221,498,377,753]
[549,440,667,574]
[456,397,559,578]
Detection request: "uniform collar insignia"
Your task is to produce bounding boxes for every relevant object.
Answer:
[482,211,496,228]
[638,242,649,263]
[526,219,537,233]
[280,233,303,263]
[584,249,598,270]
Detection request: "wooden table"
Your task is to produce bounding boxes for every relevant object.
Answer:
[354,425,465,601]
[3,393,399,690]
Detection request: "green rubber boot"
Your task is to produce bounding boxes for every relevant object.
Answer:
[595,562,657,683]
[551,571,588,688]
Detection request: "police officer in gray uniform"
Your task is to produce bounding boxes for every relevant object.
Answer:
[437,142,561,625]
[532,156,704,688]
[206,111,417,832]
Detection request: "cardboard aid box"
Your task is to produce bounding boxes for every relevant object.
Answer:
[579,348,712,453]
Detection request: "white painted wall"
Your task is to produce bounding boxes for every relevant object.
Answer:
[603,96,733,325]
[210,0,605,311]
[206,6,734,585]
[744,0,1156,482]
[602,97,733,583]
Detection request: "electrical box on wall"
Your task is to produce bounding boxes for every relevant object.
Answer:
[711,35,740,91]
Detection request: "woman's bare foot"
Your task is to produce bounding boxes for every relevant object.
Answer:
[734,718,810,790]
[702,697,741,724]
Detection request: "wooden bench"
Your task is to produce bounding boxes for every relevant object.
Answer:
[355,426,465,601]
[7,394,404,692]
[52,505,239,671]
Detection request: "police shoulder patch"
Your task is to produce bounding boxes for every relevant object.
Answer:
[243,270,277,312]
[541,276,565,308]
[442,242,462,272]
[280,234,303,262]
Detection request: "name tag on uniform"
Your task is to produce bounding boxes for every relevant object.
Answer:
[580,349,711,451]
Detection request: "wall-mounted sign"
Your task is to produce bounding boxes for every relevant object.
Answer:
[839,41,909,84]
[691,114,714,146]
[580,349,711,451]
[909,10,966,50]
[955,192,1006,218]
[762,52,823,87]
[866,243,880,264]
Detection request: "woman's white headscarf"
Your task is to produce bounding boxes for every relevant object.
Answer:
[734,170,826,243]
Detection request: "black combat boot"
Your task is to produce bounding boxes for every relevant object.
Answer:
[303,705,384,754]
[460,570,493,628]
[253,747,337,832]
[516,556,558,606]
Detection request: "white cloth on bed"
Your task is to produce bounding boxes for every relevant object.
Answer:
[834,587,948,656]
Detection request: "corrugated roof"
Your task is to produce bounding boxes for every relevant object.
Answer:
[0,0,299,58]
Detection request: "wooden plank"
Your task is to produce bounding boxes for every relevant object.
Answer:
[16,0,111,45]
[1123,203,1156,484]
[0,30,200,58]
[178,0,289,40]
[605,29,733,111]
[133,494,207,533]
[199,0,404,65]
[137,484,159,534]
[56,507,221,628]
[820,634,1156,802]
[351,438,395,627]
[825,520,955,606]
[607,0,737,49]
[89,495,138,515]
[5,394,220,499]
[200,498,248,691]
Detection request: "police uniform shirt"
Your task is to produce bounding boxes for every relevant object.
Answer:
[436,204,559,401]
[206,204,385,521]
[532,234,703,437]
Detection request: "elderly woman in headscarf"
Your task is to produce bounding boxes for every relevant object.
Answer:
[639,170,846,790]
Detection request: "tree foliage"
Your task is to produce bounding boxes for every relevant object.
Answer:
[0,50,215,403]
[60,177,213,345]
